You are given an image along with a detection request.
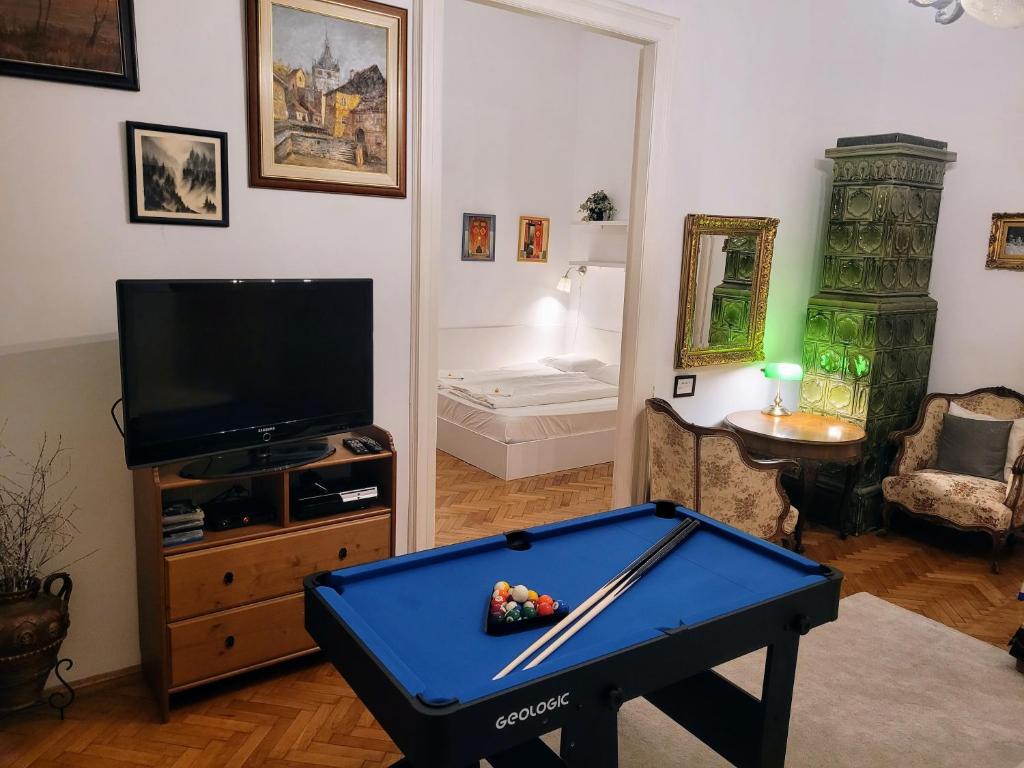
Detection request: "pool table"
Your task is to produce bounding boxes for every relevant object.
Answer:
[304,502,842,767]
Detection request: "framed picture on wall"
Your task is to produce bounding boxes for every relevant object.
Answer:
[245,0,407,197]
[125,122,229,227]
[517,216,550,263]
[462,213,495,261]
[0,0,139,90]
[986,212,1024,271]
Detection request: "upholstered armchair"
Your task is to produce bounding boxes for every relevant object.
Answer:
[882,387,1024,573]
[645,398,799,542]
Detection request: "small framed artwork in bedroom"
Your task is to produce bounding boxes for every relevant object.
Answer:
[986,212,1024,270]
[517,216,550,263]
[462,213,495,261]
[125,122,229,227]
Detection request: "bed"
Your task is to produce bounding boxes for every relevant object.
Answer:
[436,357,619,480]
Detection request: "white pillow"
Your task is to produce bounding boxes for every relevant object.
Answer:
[539,353,605,373]
[588,364,620,386]
[948,402,1024,484]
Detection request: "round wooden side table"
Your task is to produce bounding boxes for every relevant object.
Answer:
[724,410,867,551]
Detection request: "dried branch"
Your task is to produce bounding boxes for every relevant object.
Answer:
[0,429,79,591]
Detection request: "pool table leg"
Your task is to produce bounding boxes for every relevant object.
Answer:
[559,701,619,767]
[756,631,800,768]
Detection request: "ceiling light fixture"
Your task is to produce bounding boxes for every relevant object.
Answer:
[910,0,1024,27]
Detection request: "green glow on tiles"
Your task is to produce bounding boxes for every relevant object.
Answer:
[763,362,804,381]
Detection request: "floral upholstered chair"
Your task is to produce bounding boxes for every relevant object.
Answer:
[882,387,1024,573]
[645,398,799,543]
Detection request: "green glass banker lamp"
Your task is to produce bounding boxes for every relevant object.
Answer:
[761,362,804,416]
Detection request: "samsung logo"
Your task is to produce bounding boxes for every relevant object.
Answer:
[495,693,570,730]
[257,426,276,433]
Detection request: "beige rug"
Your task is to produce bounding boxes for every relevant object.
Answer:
[525,593,1024,767]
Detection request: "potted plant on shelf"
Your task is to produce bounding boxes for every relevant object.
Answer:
[578,190,616,222]
[0,434,77,715]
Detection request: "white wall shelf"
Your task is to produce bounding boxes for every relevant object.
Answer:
[571,220,628,228]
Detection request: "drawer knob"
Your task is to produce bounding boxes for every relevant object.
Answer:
[223,571,234,585]
[225,635,236,649]
[338,547,348,561]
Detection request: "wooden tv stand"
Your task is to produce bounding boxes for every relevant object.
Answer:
[132,426,396,721]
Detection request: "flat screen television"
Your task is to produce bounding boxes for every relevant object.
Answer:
[116,279,373,477]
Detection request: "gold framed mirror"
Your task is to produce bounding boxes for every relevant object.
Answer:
[674,214,779,368]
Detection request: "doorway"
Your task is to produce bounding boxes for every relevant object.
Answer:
[409,0,680,552]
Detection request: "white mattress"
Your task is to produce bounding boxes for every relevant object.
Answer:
[438,390,618,444]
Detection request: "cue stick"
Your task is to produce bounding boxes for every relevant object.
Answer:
[523,519,700,671]
[492,517,698,681]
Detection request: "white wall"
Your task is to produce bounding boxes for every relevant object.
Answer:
[2,0,1023,686]
[0,0,412,682]
[628,0,1024,424]
[438,0,637,368]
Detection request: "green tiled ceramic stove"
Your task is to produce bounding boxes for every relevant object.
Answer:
[799,134,957,533]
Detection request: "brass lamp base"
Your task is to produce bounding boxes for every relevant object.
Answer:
[761,387,791,417]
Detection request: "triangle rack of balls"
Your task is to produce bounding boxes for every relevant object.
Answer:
[486,580,570,636]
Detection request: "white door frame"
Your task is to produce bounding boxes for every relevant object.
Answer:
[408,0,679,553]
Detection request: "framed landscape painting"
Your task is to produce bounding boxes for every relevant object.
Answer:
[126,122,229,227]
[0,0,139,90]
[246,0,407,197]
[986,212,1024,271]
[517,216,549,263]
[462,213,495,261]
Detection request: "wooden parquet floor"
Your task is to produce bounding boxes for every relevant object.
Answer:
[1,451,1021,767]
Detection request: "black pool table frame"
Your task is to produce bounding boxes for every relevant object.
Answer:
[304,556,842,768]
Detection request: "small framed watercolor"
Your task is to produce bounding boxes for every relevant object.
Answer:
[462,213,495,261]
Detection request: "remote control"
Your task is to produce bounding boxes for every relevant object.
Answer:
[343,438,369,455]
[359,436,384,453]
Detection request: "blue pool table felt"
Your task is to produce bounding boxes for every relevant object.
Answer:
[315,504,827,705]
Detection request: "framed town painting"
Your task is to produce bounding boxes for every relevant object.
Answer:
[245,0,407,197]
[125,122,229,227]
[462,213,495,261]
[0,0,139,90]
[986,213,1024,271]
[517,216,550,263]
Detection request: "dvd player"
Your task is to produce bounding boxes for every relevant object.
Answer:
[292,481,379,521]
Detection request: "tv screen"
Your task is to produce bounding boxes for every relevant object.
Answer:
[116,279,373,469]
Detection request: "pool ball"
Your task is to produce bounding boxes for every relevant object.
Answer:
[494,581,510,592]
[537,594,553,605]
[505,607,522,622]
[537,601,554,616]
[522,603,538,619]
[511,585,530,604]
[527,589,538,602]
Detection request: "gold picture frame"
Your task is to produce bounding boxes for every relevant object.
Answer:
[674,214,779,369]
[245,0,407,197]
[986,213,1024,271]
[517,216,550,263]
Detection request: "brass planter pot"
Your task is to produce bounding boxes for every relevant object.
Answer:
[0,573,72,715]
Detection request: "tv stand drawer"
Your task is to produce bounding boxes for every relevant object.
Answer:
[168,594,314,689]
[166,514,391,621]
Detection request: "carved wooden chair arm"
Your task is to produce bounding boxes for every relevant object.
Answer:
[888,427,919,445]
[1007,454,1024,528]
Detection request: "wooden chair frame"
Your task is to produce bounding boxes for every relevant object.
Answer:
[883,386,1024,573]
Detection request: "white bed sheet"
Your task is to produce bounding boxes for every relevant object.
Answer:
[438,390,618,445]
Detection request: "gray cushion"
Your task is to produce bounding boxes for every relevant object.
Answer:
[932,413,1012,482]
